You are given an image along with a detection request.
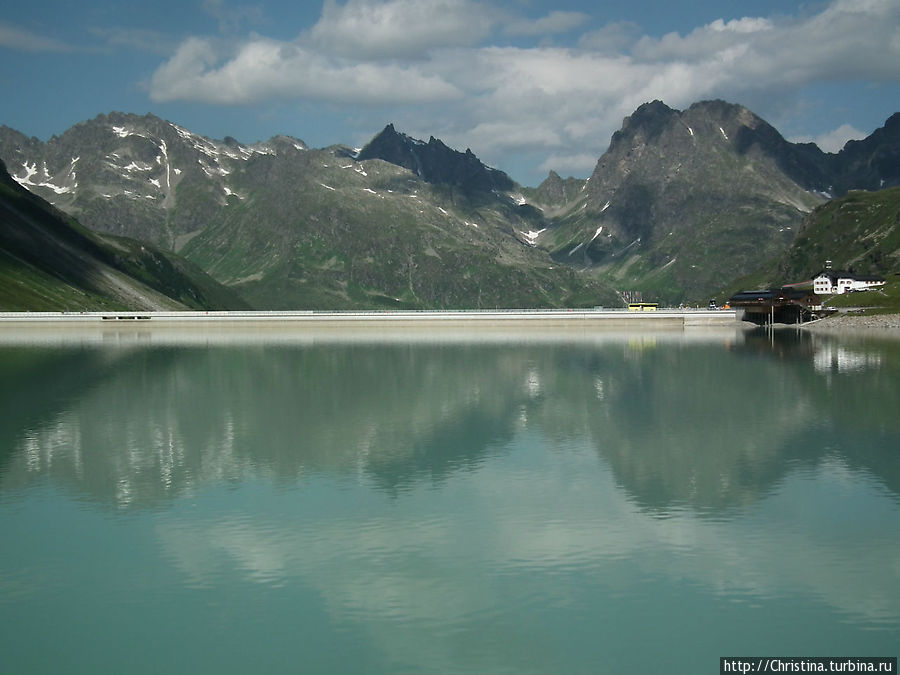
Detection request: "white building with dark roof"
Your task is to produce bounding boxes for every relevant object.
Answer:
[813,270,886,295]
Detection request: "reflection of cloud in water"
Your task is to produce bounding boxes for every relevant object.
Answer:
[4,336,899,671]
[154,443,899,675]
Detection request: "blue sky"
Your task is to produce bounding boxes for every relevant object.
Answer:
[1,0,898,186]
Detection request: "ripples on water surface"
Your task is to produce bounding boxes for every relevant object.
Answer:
[1,326,898,673]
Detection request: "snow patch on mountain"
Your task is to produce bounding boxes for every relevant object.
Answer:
[520,228,546,246]
[200,161,229,178]
[158,140,171,193]
[13,161,73,195]
[111,125,149,141]
[123,161,152,172]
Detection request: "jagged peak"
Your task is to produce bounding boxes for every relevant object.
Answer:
[373,122,418,143]
[884,112,900,132]
[357,124,419,159]
[605,98,784,157]
[687,99,751,118]
[626,100,677,123]
[356,123,514,192]
[613,100,679,146]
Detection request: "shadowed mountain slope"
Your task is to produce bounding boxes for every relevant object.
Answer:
[0,159,249,311]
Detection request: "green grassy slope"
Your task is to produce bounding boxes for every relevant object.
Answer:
[715,187,900,307]
[775,187,900,280]
[181,152,619,310]
[0,162,250,311]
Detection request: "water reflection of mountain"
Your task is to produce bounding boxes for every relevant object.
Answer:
[584,333,900,512]
[0,345,536,506]
[1,334,898,510]
[0,346,139,472]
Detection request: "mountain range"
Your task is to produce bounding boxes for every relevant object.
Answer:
[0,158,248,311]
[1,101,898,310]
[525,100,899,303]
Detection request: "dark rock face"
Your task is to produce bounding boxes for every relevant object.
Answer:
[357,124,515,193]
[548,100,899,303]
[609,100,679,147]
[832,112,900,194]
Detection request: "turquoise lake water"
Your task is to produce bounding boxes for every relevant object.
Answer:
[1,326,898,673]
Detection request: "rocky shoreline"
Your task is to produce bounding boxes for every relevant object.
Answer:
[803,313,900,331]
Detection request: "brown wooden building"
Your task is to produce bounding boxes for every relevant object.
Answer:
[728,287,830,325]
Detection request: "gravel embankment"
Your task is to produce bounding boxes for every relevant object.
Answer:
[803,313,900,331]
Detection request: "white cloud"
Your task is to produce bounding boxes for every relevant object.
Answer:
[154,453,900,674]
[146,0,900,181]
[791,124,867,153]
[0,21,71,52]
[504,11,590,37]
[149,36,462,105]
[632,18,771,63]
[577,21,641,54]
[309,0,495,59]
[817,124,867,153]
[630,0,900,85]
[708,17,774,34]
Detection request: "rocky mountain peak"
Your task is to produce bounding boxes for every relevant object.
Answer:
[686,98,750,120]
[356,124,514,194]
[833,112,900,192]
[530,170,585,210]
[610,100,678,147]
[539,170,563,192]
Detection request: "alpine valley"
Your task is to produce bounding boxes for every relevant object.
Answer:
[1,100,898,310]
